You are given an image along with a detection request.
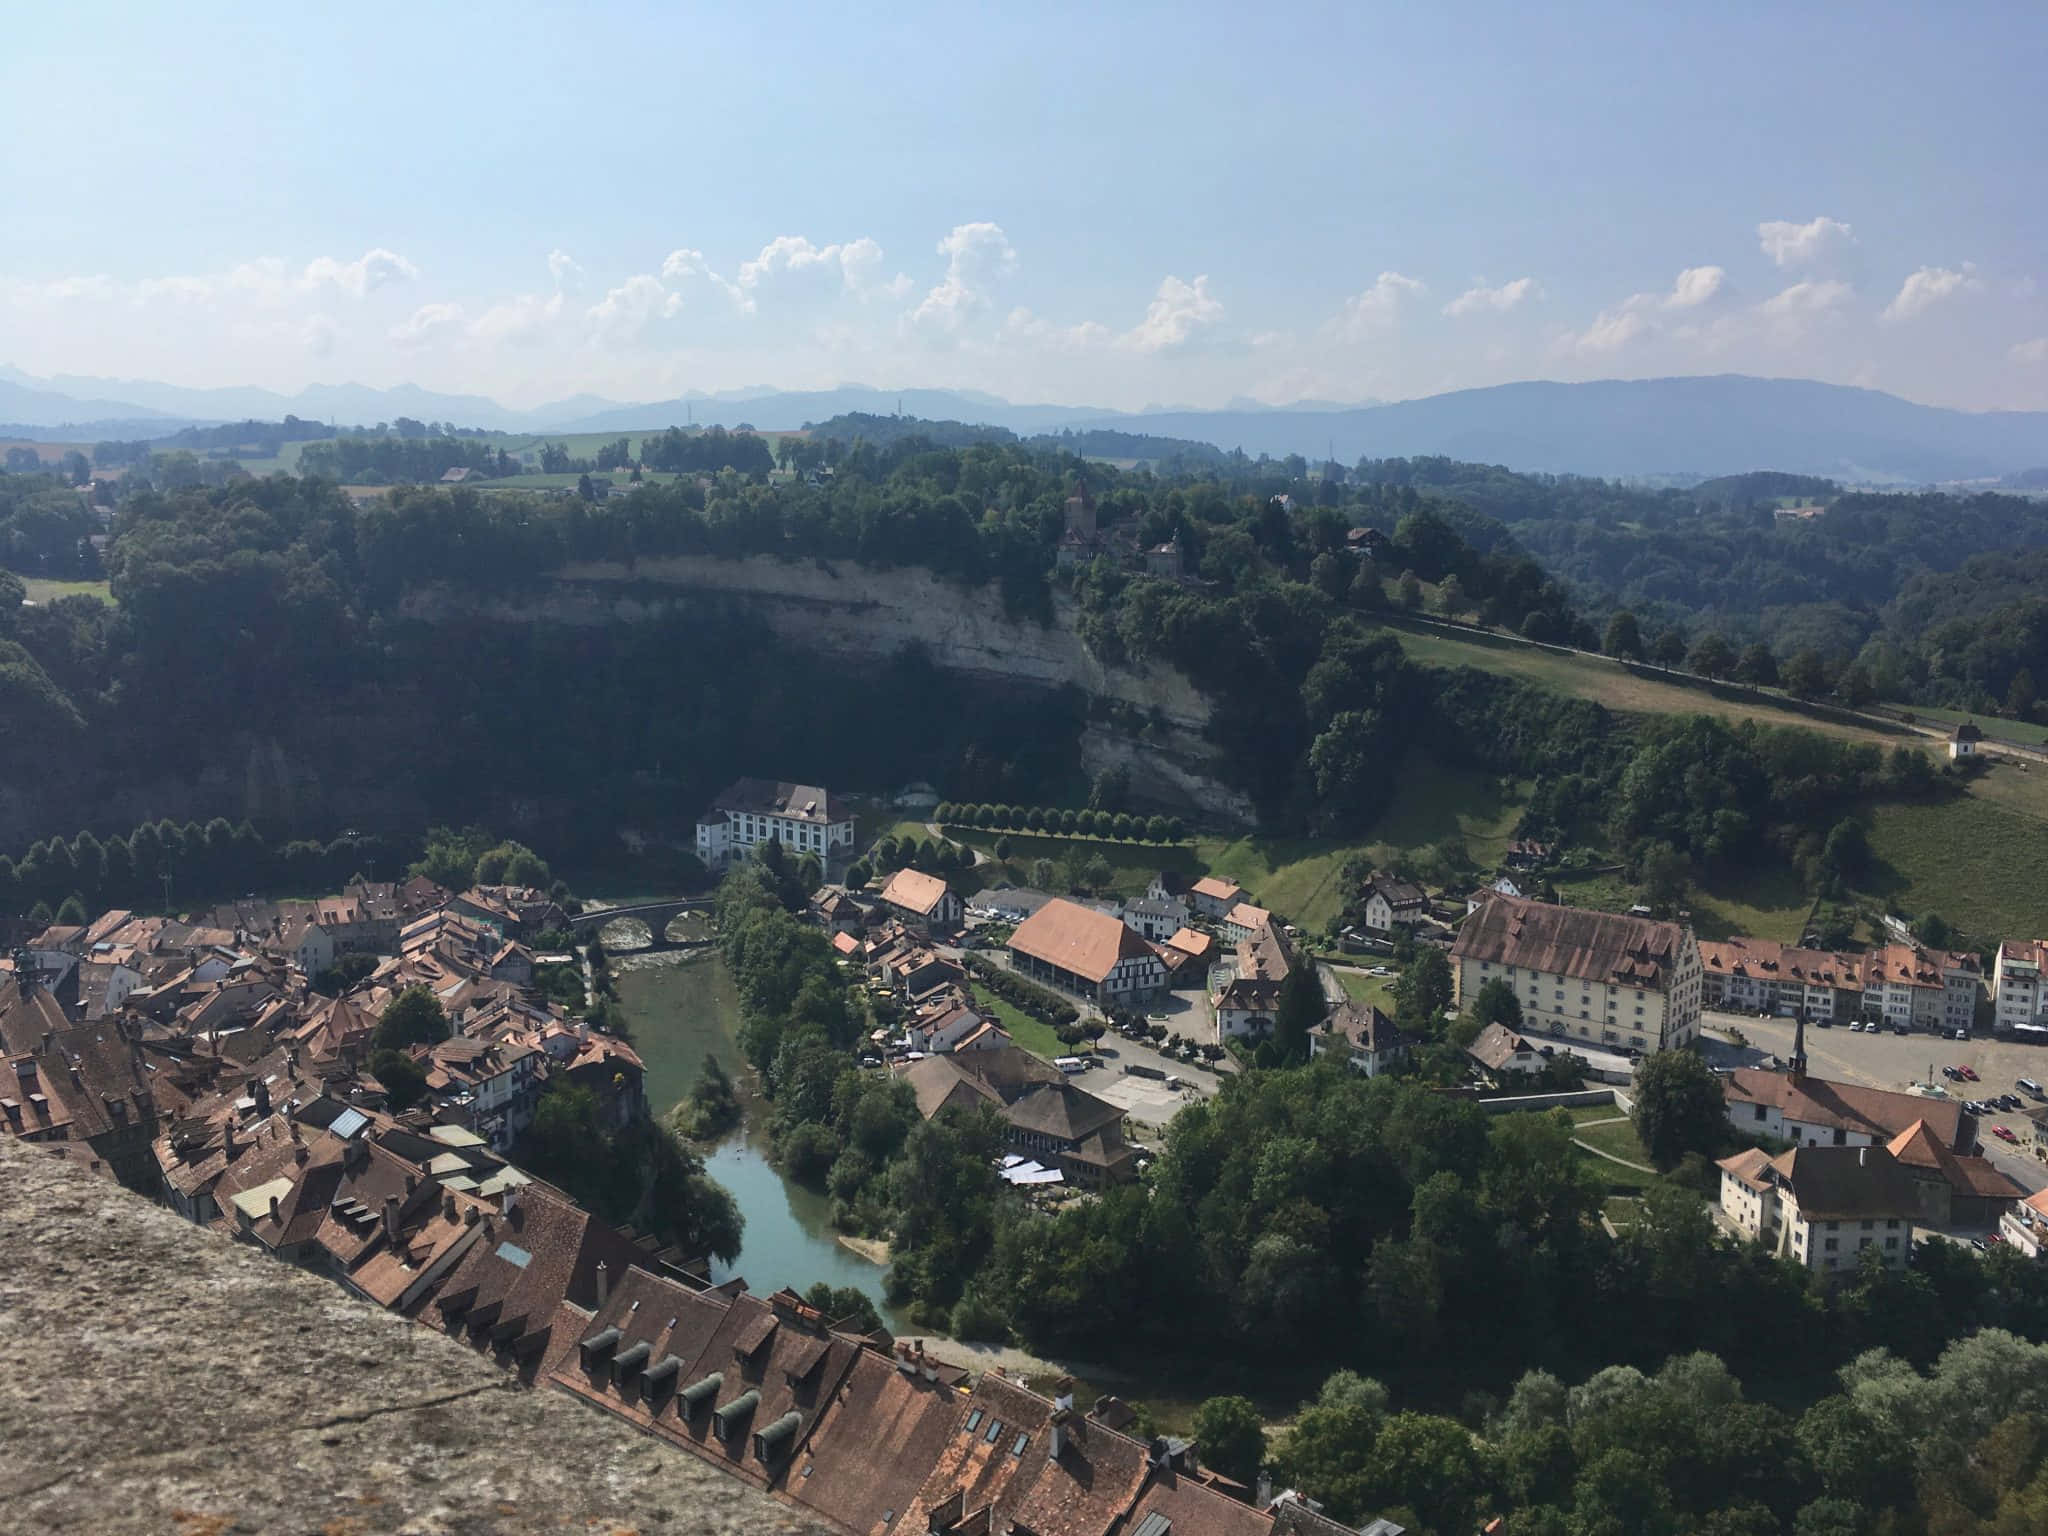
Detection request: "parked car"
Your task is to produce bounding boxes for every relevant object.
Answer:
[1994,1125,2020,1143]
[1961,1066,1981,1081]
[1893,1024,1911,1036]
[1943,1066,1964,1080]
[2000,1093,2024,1111]
[1953,1029,1971,1041]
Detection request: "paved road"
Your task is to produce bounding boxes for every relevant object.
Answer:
[1706,1009,2047,1193]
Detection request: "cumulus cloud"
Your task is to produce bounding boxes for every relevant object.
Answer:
[390,301,466,347]
[1120,274,1223,353]
[302,247,418,298]
[2013,337,2048,365]
[910,222,1017,335]
[736,234,906,302]
[1761,279,1853,316]
[301,314,338,356]
[1758,216,1855,269]
[1444,277,1539,318]
[547,249,583,289]
[658,247,748,311]
[1000,306,1112,351]
[1665,265,1726,309]
[1336,271,1425,337]
[1571,266,1728,353]
[587,273,682,342]
[1883,264,1979,322]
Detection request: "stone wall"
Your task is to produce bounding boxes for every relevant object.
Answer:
[0,1134,820,1536]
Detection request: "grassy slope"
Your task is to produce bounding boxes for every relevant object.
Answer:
[977,994,1070,1060]
[1386,622,1915,748]
[1865,771,2048,938]
[1333,969,1399,1012]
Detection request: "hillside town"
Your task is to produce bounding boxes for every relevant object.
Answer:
[12,771,2048,1536]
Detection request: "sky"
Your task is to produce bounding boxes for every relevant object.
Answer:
[3,0,2046,414]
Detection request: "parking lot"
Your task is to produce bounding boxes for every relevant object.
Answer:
[1708,1009,2047,1191]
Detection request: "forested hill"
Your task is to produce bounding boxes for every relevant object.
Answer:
[801,411,1237,469]
[0,435,2033,893]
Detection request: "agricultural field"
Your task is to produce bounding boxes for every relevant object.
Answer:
[1387,620,1916,749]
[1865,787,2048,940]
[1550,865,1813,943]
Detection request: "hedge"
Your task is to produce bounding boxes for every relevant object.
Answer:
[934,802,1184,843]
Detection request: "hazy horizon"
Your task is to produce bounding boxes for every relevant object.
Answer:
[5,2,2045,414]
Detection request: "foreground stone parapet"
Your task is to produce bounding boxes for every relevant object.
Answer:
[0,1135,819,1536]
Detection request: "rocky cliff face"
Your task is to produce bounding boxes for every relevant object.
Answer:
[407,555,1258,823]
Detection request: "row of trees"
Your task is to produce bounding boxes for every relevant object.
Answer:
[934,802,1186,842]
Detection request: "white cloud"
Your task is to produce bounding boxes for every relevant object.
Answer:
[301,314,338,356]
[1119,274,1223,353]
[1444,277,1539,318]
[301,247,418,298]
[658,247,749,311]
[1571,266,1728,353]
[1575,308,1648,353]
[1001,306,1112,351]
[390,301,466,347]
[1761,279,1853,316]
[910,222,1017,335]
[1336,271,1425,337]
[587,274,682,342]
[1758,216,1855,269]
[1665,265,1725,309]
[469,292,562,345]
[2013,337,2048,365]
[735,234,905,301]
[547,249,583,289]
[1883,264,1979,322]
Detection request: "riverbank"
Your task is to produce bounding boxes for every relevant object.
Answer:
[836,1234,891,1264]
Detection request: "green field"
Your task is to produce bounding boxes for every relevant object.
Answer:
[1576,1117,1653,1167]
[1866,791,2048,939]
[1550,865,1814,943]
[1387,621,1916,748]
[16,576,112,605]
[1372,760,1528,868]
[977,994,1069,1060]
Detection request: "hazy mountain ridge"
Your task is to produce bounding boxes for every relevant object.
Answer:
[3,366,2043,481]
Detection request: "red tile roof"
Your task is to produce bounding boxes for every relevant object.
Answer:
[1009,899,1154,984]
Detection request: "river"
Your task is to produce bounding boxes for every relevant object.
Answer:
[611,950,907,1327]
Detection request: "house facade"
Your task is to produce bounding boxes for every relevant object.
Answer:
[1360,877,1427,935]
[694,779,854,869]
[877,868,962,933]
[1310,1001,1413,1076]
[1721,1065,1973,1152]
[1451,892,1703,1054]
[1995,940,2046,1032]
[1716,1144,1917,1276]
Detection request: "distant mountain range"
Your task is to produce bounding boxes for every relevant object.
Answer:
[2,366,2044,483]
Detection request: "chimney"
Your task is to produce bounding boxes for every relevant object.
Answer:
[1053,1376,1075,1412]
[1256,1472,1274,1509]
[267,1194,280,1224]
[464,1205,480,1227]
[442,1191,457,1221]
[222,1118,236,1154]
[1859,1146,1867,1167]
[383,1195,401,1242]
[500,1185,519,1216]
[1049,1407,1070,1460]
[596,1260,610,1308]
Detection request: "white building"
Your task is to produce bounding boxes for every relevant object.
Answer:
[1716,1144,1917,1277]
[694,778,855,869]
[1450,892,1703,1055]
[1310,1002,1413,1077]
[2000,1188,2048,1259]
[1721,1065,1972,1152]
[1995,940,2047,1032]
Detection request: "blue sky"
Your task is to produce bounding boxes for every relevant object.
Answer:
[4,0,2044,411]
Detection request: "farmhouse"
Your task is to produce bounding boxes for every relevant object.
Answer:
[1188,876,1244,921]
[1451,892,1702,1054]
[1007,899,1165,1005]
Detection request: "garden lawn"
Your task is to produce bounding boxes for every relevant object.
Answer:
[1372,760,1528,868]
[1332,969,1398,1012]
[17,576,111,605]
[976,993,1069,1061]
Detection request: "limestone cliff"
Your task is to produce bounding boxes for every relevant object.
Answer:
[405,555,1258,823]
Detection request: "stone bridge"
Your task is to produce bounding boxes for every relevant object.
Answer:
[569,897,713,952]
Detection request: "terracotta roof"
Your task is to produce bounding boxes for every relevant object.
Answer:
[880,868,953,920]
[830,931,861,957]
[1716,1147,1774,1191]
[1452,892,1686,989]
[1163,928,1215,959]
[1699,936,1859,989]
[1858,944,1945,992]
[1190,876,1242,902]
[1009,899,1155,984]
[1223,902,1273,932]
[1887,1119,2025,1200]
[1469,1021,1538,1071]
[1725,1068,1966,1147]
